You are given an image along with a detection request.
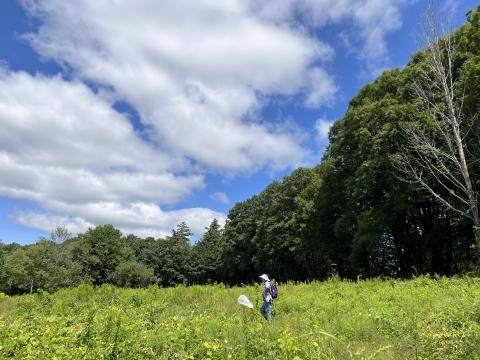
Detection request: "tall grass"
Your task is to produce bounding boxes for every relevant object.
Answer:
[1,276,480,359]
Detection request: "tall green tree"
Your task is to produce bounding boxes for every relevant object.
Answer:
[1,248,33,294]
[156,222,193,286]
[320,64,468,277]
[222,197,261,284]
[192,219,224,284]
[20,240,84,293]
[252,168,314,280]
[73,225,130,285]
[222,168,317,282]
[295,163,351,279]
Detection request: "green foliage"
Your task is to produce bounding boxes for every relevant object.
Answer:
[221,197,259,282]
[222,168,317,283]
[0,240,85,295]
[1,278,480,359]
[76,225,131,285]
[192,219,225,284]
[113,261,157,288]
[1,248,33,294]
[156,222,193,286]
[221,4,480,281]
[252,168,315,280]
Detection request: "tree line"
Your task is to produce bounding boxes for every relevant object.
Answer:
[2,6,480,295]
[0,221,225,295]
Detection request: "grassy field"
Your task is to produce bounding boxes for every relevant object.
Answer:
[1,277,480,359]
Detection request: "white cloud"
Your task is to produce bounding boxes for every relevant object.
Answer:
[352,0,404,62]
[210,192,230,204]
[0,71,201,204]
[0,70,223,237]
[21,0,336,174]
[18,0,416,172]
[1,1,416,237]
[11,204,225,239]
[304,68,338,107]
[251,0,414,69]
[10,212,94,235]
[314,118,334,144]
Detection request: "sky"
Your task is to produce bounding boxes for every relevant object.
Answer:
[0,0,478,244]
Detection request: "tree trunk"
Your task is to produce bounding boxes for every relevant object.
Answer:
[444,223,453,275]
[398,6,480,255]
[474,224,480,248]
[391,223,410,277]
[453,124,480,246]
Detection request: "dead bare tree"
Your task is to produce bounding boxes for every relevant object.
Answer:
[50,226,72,244]
[397,4,480,244]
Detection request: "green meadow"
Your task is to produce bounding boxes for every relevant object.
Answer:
[1,277,480,359]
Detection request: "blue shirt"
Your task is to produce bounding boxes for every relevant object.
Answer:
[263,281,272,303]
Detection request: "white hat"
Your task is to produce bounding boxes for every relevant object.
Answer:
[259,274,270,281]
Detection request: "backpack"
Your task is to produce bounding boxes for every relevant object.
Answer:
[270,281,278,299]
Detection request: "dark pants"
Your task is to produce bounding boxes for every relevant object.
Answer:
[260,301,272,320]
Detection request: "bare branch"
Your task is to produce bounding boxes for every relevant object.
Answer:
[398,2,480,241]
[395,157,471,219]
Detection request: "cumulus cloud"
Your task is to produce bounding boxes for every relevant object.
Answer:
[0,71,201,203]
[0,70,222,237]
[210,192,230,204]
[20,0,335,174]
[11,204,225,239]
[10,212,94,235]
[304,68,338,107]
[250,0,414,70]
[2,1,416,237]
[314,118,334,144]
[18,0,416,172]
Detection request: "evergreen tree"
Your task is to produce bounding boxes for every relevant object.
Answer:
[156,222,193,286]
[192,219,224,284]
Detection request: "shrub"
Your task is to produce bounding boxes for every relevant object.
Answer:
[112,261,157,288]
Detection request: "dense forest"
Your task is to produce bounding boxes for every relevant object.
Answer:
[2,6,480,295]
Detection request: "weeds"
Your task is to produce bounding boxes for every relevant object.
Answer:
[1,277,480,359]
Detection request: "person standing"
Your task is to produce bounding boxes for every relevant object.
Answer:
[259,274,273,321]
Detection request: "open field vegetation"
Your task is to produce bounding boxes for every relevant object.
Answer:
[1,277,480,359]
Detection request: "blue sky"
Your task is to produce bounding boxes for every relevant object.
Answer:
[0,0,478,244]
